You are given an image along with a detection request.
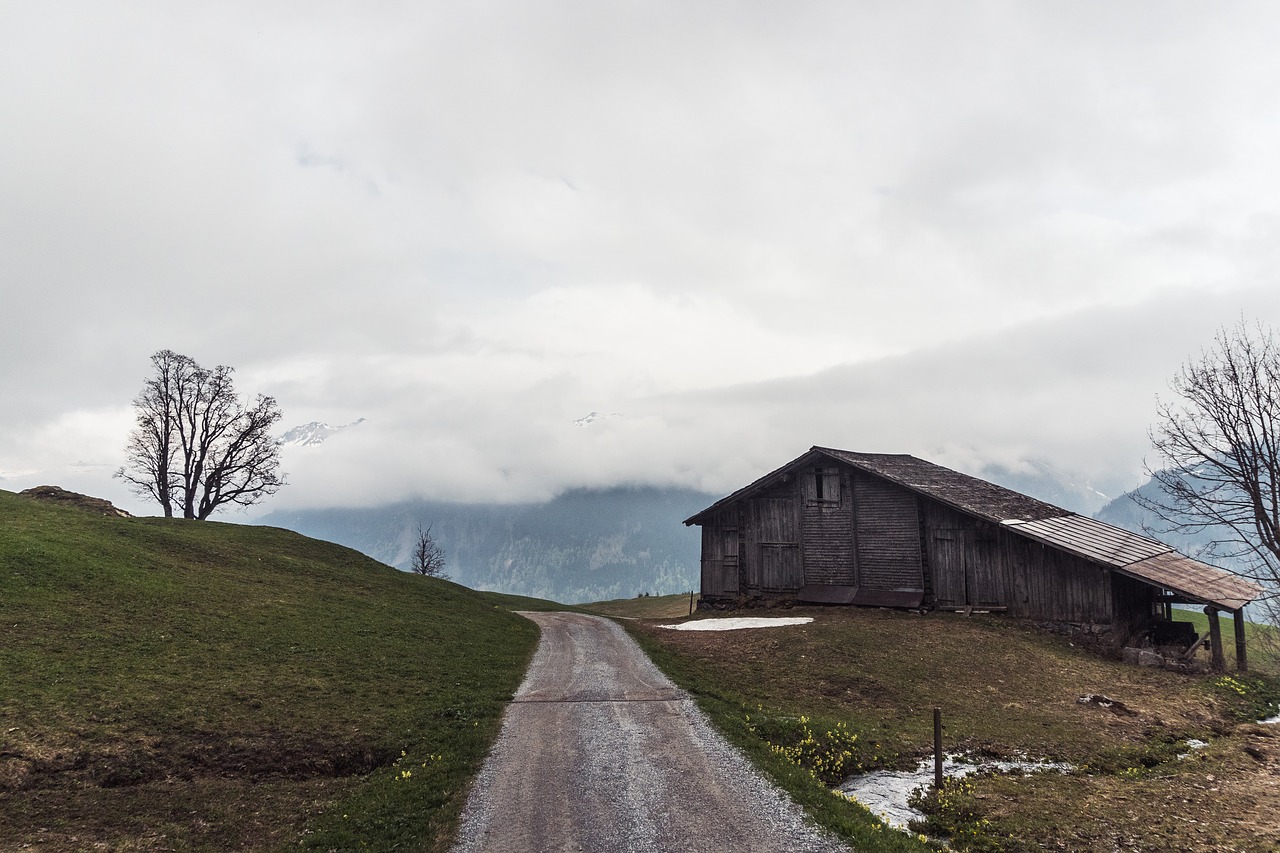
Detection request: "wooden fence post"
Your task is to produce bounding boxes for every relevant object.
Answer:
[933,708,943,792]
[1205,606,1225,673]
[1234,609,1248,673]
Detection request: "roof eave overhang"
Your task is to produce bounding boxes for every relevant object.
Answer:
[1110,563,1258,612]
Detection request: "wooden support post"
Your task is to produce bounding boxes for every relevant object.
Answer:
[1234,608,1248,673]
[689,590,695,616]
[933,708,943,792]
[1205,606,1225,673]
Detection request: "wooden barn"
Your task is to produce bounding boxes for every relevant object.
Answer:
[685,447,1261,669]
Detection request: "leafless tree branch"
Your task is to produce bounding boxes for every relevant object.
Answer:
[116,350,285,519]
[410,524,449,579]
[1138,318,1280,620]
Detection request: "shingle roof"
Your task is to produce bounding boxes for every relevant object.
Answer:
[685,446,1262,610]
[815,448,1068,523]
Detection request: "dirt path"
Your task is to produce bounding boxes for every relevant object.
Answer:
[450,612,851,853]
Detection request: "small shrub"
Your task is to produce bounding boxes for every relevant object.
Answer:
[1209,674,1280,721]
[908,777,1005,852]
[744,710,884,785]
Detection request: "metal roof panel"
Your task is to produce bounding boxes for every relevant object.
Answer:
[1005,515,1171,566]
[1120,551,1262,611]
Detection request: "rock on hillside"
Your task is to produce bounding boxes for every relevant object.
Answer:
[19,485,132,518]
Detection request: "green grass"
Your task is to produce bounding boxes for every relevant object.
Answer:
[0,489,547,851]
[624,607,1280,852]
[580,592,698,620]
[472,589,589,613]
[1171,607,1279,673]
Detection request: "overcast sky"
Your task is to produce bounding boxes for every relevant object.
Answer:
[5,1,1280,515]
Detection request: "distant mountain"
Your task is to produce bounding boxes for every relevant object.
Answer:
[1094,473,1230,558]
[572,411,621,427]
[255,485,716,604]
[279,418,366,447]
[978,458,1112,515]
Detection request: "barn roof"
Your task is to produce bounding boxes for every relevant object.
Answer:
[682,447,1067,527]
[1001,515,1261,611]
[814,448,1068,523]
[684,446,1262,611]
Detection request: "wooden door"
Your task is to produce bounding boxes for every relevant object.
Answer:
[746,495,799,592]
[760,544,802,591]
[721,526,740,594]
[701,525,740,596]
[930,528,1004,607]
[964,532,1004,607]
[931,530,967,606]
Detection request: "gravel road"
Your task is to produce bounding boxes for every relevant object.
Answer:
[450,612,853,853]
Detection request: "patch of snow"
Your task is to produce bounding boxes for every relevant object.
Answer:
[837,754,1072,832]
[658,617,814,631]
[1260,713,1280,725]
[1177,738,1211,760]
[572,411,621,427]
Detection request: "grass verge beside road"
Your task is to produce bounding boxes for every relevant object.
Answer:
[581,592,698,620]
[0,489,547,852]
[624,605,1280,852]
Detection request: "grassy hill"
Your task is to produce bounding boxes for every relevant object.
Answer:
[623,600,1280,852]
[12,487,1279,853]
[0,488,550,851]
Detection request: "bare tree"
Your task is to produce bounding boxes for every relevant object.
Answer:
[1138,318,1280,620]
[410,524,449,579]
[117,350,285,519]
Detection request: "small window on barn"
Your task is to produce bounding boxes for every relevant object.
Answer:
[812,468,841,503]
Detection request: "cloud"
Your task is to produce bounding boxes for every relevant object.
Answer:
[5,2,1280,514]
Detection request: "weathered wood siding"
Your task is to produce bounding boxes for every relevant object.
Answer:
[801,466,856,585]
[698,456,1134,628]
[852,473,923,594]
[924,504,1007,607]
[743,480,801,593]
[1000,529,1114,623]
[699,511,740,597]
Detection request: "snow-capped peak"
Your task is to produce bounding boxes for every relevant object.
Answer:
[280,418,366,447]
[573,411,621,428]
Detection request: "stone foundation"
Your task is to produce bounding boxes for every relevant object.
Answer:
[1029,619,1123,655]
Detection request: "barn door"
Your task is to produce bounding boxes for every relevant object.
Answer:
[701,525,740,596]
[964,531,1003,607]
[721,526,740,594]
[931,530,967,606]
[746,495,800,592]
[760,544,802,591]
[930,529,1003,607]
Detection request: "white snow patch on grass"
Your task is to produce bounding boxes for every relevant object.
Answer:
[658,617,814,631]
[1178,738,1211,760]
[837,754,1072,832]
